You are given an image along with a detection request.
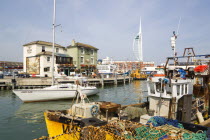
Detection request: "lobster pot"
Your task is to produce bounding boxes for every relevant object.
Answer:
[71,103,99,118]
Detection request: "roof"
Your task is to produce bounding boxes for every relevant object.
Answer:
[67,41,98,50]
[0,61,23,66]
[23,41,65,48]
[36,51,71,57]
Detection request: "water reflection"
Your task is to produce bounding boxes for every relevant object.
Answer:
[0,81,148,140]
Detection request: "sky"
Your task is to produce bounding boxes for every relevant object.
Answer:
[0,0,210,64]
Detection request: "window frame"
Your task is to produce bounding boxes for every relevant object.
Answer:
[47,57,50,62]
[44,67,50,72]
[81,56,84,64]
[81,48,85,54]
[91,49,94,55]
[42,46,45,52]
[56,48,59,53]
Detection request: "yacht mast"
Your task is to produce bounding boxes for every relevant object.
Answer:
[51,0,56,86]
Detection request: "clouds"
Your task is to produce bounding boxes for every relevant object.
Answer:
[0,0,210,63]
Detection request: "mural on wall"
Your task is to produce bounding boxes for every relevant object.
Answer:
[26,57,40,74]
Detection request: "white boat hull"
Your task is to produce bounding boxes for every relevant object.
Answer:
[13,84,98,102]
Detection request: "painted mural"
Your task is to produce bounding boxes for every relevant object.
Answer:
[26,57,40,74]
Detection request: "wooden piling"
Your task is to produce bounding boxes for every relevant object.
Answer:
[114,74,117,85]
[101,74,104,86]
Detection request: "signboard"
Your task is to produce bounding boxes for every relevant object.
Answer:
[26,57,40,74]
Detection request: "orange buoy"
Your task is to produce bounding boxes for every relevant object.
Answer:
[153,74,165,77]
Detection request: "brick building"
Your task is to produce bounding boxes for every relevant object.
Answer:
[113,61,155,72]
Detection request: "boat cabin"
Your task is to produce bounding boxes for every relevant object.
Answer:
[146,75,193,117]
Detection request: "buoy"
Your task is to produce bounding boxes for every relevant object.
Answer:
[197,111,204,123]
[153,74,165,77]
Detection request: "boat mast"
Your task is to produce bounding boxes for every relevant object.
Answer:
[51,0,56,86]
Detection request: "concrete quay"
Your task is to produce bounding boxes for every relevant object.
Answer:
[0,76,133,90]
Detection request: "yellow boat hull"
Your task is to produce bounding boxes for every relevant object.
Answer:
[131,70,147,80]
[44,112,118,140]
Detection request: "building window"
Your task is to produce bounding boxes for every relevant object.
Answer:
[81,56,84,64]
[47,57,50,62]
[42,46,45,52]
[56,48,59,53]
[91,49,94,55]
[44,67,50,72]
[81,48,84,54]
[27,46,32,54]
[91,57,94,64]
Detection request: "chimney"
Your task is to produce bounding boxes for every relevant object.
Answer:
[72,39,75,46]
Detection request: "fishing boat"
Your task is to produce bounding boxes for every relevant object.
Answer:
[130,69,147,80]
[139,32,210,125]
[97,57,117,78]
[40,85,208,140]
[12,0,98,102]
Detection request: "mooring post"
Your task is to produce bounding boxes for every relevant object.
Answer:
[11,78,16,90]
[106,109,109,122]
[114,73,117,85]
[101,74,104,86]
[123,74,125,84]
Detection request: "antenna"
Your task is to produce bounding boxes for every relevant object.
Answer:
[51,0,56,86]
[176,17,181,36]
[171,17,182,58]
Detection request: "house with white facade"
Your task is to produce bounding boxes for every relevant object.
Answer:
[23,41,73,77]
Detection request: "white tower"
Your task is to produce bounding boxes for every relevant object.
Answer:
[133,18,143,61]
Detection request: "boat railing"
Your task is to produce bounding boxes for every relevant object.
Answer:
[147,77,191,100]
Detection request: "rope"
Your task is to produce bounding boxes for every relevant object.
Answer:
[34,120,207,140]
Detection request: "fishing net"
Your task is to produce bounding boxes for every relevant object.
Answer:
[123,106,147,120]
[147,116,184,128]
[35,120,207,140]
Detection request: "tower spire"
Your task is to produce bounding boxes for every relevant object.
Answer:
[139,17,143,61]
[133,17,143,62]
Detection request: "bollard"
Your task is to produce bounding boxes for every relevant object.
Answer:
[114,73,117,85]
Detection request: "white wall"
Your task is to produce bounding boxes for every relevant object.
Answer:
[23,43,65,76]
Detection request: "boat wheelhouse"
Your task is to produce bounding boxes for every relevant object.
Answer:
[146,75,193,117]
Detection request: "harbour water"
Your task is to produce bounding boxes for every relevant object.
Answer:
[0,81,147,140]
